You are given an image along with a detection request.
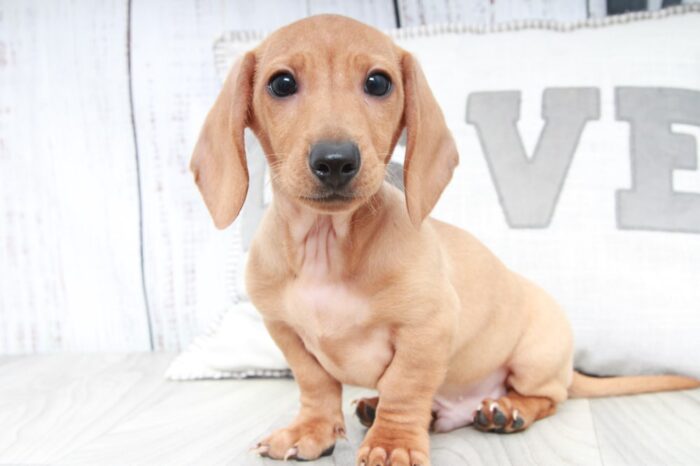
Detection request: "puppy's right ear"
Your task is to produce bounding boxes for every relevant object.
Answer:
[190,52,256,229]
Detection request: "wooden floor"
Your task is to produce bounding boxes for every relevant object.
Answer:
[1,354,699,466]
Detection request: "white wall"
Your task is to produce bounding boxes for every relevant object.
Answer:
[2,0,685,353]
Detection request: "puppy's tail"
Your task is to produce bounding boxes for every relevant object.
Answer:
[568,371,700,398]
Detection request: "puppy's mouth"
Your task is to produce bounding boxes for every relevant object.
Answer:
[300,192,357,203]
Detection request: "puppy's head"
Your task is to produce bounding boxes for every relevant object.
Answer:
[191,15,457,228]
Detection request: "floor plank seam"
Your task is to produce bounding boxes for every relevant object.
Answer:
[587,399,608,466]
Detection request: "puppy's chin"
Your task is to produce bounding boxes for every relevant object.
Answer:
[298,192,365,214]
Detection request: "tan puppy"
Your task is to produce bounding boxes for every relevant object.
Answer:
[191,15,700,466]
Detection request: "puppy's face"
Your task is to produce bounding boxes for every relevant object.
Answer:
[250,16,405,213]
[191,15,457,229]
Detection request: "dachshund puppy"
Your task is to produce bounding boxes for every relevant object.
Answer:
[191,15,699,466]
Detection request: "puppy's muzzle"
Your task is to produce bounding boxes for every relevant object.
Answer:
[309,141,360,190]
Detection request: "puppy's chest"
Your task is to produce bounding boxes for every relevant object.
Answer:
[283,266,392,388]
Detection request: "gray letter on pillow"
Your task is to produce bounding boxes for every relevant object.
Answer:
[467,89,600,227]
[616,87,700,233]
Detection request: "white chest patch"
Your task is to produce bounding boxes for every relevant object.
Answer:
[283,216,393,387]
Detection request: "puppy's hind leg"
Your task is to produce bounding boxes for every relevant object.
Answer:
[473,352,569,434]
[475,286,574,433]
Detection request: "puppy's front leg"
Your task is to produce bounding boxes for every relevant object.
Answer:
[256,320,345,461]
[357,325,450,466]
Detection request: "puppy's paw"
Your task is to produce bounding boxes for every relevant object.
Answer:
[354,396,378,428]
[356,426,430,466]
[254,416,345,461]
[473,397,528,433]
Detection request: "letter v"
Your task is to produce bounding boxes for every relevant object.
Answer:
[467,89,600,227]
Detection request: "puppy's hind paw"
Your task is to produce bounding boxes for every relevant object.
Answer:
[473,398,527,433]
[354,396,379,428]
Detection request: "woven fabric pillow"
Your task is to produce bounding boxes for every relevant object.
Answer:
[167,6,700,381]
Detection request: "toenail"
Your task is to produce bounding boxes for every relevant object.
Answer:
[512,416,525,429]
[321,444,336,457]
[493,408,507,426]
[284,446,298,461]
[476,409,489,426]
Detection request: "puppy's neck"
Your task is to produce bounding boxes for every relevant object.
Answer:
[281,204,352,246]
[271,187,387,278]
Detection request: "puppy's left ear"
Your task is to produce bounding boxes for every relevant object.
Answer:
[190,52,256,229]
[401,52,458,227]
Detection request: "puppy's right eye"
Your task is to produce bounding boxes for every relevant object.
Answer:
[268,72,297,97]
[364,72,391,97]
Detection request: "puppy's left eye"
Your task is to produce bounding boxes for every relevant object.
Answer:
[364,72,391,97]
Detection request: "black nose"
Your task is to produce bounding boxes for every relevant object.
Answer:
[308,141,361,189]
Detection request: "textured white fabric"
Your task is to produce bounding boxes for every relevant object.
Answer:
[167,8,700,381]
[165,300,290,380]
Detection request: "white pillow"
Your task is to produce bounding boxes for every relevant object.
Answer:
[167,6,700,381]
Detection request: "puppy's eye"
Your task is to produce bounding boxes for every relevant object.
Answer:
[364,72,391,97]
[268,72,297,97]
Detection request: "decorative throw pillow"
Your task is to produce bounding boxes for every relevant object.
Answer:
[167,6,700,381]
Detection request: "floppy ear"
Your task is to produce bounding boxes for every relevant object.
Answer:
[190,52,256,229]
[401,52,458,227]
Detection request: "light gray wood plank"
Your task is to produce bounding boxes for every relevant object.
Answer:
[62,376,312,466]
[398,0,491,27]
[0,0,150,353]
[15,353,596,466]
[0,355,22,367]
[308,0,398,28]
[13,355,700,466]
[398,0,588,26]
[588,0,608,17]
[0,353,174,464]
[492,0,588,23]
[591,389,700,465]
